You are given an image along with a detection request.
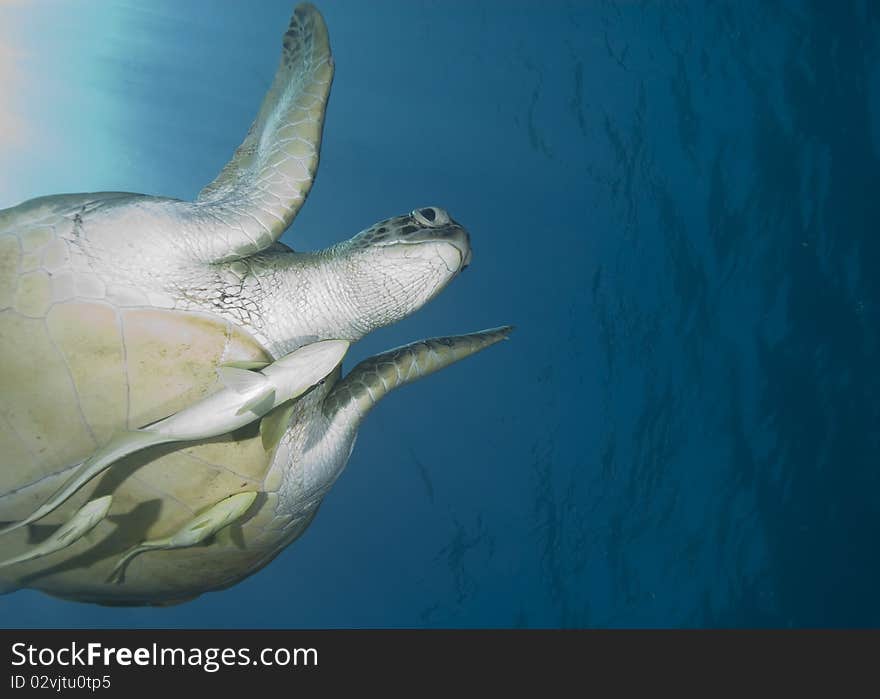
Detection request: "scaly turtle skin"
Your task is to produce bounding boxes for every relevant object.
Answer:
[0,3,508,606]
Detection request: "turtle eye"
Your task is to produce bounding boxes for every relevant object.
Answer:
[412,207,449,227]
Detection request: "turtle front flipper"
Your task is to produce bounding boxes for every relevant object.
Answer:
[107,492,257,584]
[0,496,112,569]
[192,3,333,262]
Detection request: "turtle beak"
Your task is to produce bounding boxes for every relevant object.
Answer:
[407,222,471,274]
[443,223,472,272]
[378,215,472,272]
[460,244,472,270]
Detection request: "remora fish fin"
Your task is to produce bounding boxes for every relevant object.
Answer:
[259,400,297,452]
[217,366,270,394]
[214,523,247,549]
[236,388,276,416]
[219,360,271,371]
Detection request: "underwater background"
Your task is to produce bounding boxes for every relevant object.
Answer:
[0,0,877,628]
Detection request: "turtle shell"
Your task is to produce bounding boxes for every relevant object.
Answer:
[0,197,292,604]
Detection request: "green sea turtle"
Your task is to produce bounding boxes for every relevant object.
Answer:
[0,3,510,605]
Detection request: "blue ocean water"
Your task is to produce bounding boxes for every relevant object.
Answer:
[0,0,877,628]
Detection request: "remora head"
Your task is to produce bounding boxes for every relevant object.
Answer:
[269,339,350,394]
[333,207,472,334]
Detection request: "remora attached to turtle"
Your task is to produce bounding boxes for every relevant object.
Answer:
[0,339,350,539]
[0,3,511,605]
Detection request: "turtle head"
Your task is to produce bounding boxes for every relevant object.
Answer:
[350,207,471,269]
[333,206,472,334]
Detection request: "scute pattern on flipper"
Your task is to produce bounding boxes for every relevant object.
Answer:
[195,2,333,260]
